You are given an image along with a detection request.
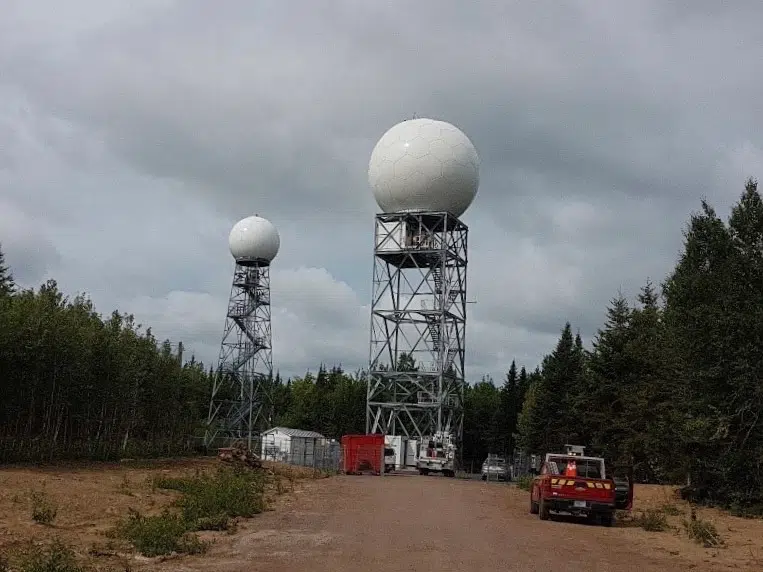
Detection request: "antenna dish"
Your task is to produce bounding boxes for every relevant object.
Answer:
[368,118,480,218]
[228,215,280,263]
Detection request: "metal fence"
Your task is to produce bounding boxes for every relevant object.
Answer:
[454,450,540,482]
[258,433,342,472]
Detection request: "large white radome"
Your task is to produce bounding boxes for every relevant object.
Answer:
[228,215,280,263]
[368,118,480,217]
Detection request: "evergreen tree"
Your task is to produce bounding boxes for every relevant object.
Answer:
[496,361,521,454]
[517,323,585,453]
[0,244,14,296]
[662,199,736,495]
[578,294,633,460]
[397,352,418,372]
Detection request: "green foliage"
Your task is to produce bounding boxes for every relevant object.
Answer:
[634,509,670,532]
[19,539,85,572]
[117,509,207,557]
[0,244,14,297]
[30,490,57,525]
[274,365,366,439]
[515,475,533,491]
[0,280,213,463]
[682,509,724,547]
[462,377,502,463]
[168,467,265,526]
[517,323,585,453]
[513,179,763,511]
[120,467,267,556]
[661,503,681,516]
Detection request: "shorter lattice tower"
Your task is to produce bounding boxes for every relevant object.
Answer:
[366,118,480,455]
[205,215,280,450]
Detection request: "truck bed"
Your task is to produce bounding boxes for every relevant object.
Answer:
[542,475,615,514]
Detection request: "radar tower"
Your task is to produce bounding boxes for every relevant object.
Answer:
[366,118,480,460]
[205,215,280,450]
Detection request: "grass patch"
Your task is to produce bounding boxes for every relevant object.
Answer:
[118,466,265,556]
[117,509,207,558]
[173,467,265,525]
[515,475,533,491]
[661,503,681,516]
[30,489,58,525]
[118,474,134,497]
[682,508,724,548]
[634,508,670,532]
[18,539,86,572]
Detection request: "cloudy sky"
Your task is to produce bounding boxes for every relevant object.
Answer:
[2,1,762,380]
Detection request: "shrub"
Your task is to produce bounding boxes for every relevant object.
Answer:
[19,539,85,572]
[515,475,533,491]
[30,490,57,525]
[682,509,724,548]
[661,503,681,516]
[635,508,670,532]
[116,509,206,557]
[176,468,264,525]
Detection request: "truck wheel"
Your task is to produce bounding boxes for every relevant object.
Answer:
[600,512,614,527]
[539,497,550,521]
[530,497,539,515]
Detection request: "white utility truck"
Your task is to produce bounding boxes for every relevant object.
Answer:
[416,431,456,477]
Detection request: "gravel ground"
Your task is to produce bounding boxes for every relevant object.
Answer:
[156,472,763,572]
[3,460,760,571]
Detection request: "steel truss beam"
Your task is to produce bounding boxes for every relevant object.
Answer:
[205,260,274,449]
[366,211,468,452]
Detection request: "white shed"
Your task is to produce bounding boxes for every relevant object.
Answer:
[260,427,328,467]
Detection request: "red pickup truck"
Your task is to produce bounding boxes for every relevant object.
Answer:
[529,447,633,527]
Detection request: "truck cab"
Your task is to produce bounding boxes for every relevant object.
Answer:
[529,445,633,526]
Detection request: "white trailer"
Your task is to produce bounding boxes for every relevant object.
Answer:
[405,439,419,468]
[384,435,407,470]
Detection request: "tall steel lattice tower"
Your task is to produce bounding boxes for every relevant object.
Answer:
[205,215,280,450]
[365,118,480,455]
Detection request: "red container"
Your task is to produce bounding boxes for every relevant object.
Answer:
[341,434,384,475]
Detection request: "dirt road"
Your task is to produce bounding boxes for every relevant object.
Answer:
[157,473,760,572]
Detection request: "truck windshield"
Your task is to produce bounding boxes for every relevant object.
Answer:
[547,456,603,479]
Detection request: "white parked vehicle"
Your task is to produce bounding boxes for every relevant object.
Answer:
[481,455,510,481]
[417,432,456,477]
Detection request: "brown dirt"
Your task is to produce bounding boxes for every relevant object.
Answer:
[1,460,762,571]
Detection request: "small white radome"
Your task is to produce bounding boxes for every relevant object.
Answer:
[368,118,480,218]
[228,215,280,263]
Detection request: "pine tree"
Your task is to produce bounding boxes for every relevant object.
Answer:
[0,244,14,296]
[517,323,585,453]
[663,183,763,504]
[579,295,633,460]
[397,352,418,372]
[497,361,518,454]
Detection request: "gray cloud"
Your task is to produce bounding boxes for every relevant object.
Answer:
[1,0,762,379]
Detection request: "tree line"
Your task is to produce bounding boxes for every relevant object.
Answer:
[1,178,761,510]
[514,178,763,512]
